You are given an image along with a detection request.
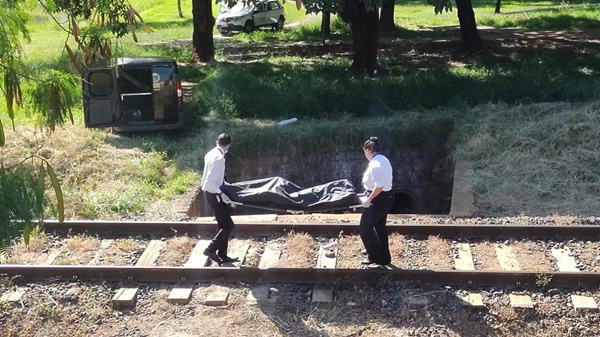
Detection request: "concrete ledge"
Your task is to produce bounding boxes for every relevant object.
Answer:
[450,159,476,217]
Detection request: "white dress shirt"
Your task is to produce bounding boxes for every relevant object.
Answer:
[201,146,227,194]
[362,154,393,192]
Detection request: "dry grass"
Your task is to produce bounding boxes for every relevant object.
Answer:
[472,242,502,270]
[64,235,99,252]
[490,297,536,337]
[1,233,49,264]
[278,232,317,268]
[155,236,196,266]
[95,239,143,266]
[550,214,579,225]
[427,235,453,270]
[114,239,138,251]
[388,233,407,268]
[337,235,363,269]
[495,305,519,322]
[513,242,553,272]
[536,296,556,317]
[54,235,100,265]
[459,102,600,217]
[536,317,579,337]
[2,124,197,221]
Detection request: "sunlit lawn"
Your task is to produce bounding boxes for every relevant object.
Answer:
[394,0,600,29]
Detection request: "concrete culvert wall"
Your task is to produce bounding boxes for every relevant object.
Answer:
[190,116,455,217]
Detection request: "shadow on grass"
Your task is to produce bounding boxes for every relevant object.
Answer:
[178,38,600,121]
[99,33,600,135]
[480,13,600,30]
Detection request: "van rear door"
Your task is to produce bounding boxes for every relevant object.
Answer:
[83,68,119,127]
[152,65,180,122]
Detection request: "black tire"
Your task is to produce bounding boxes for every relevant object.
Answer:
[275,16,284,30]
[244,20,255,33]
[219,28,229,36]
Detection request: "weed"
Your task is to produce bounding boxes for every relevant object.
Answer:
[0,300,15,320]
[114,239,138,251]
[536,273,553,288]
[283,231,317,268]
[36,303,63,322]
[516,212,528,225]
[163,170,199,199]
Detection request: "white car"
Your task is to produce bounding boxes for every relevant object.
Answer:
[216,0,285,35]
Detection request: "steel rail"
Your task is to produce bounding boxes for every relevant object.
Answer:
[0,265,598,287]
[43,220,600,239]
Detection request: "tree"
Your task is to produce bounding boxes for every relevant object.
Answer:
[301,0,342,38]
[429,0,482,55]
[1,0,146,245]
[322,11,331,36]
[456,0,482,54]
[379,0,396,32]
[495,0,501,14]
[340,0,381,73]
[178,0,185,17]
[41,0,153,70]
[192,0,215,62]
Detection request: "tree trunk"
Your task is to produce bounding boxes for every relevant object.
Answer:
[379,0,395,32]
[178,0,184,18]
[192,0,215,62]
[341,0,379,73]
[321,11,331,37]
[494,0,501,13]
[456,0,483,55]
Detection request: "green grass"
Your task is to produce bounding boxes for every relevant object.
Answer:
[179,44,600,120]
[4,0,600,219]
[393,0,600,30]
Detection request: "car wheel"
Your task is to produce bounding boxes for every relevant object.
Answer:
[244,20,255,33]
[275,16,284,30]
[219,28,229,36]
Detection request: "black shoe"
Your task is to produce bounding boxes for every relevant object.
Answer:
[203,249,223,265]
[220,256,239,263]
[361,258,375,265]
[360,249,368,255]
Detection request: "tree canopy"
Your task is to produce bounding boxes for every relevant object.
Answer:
[0,0,146,245]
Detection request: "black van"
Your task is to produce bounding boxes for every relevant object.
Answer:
[83,57,184,132]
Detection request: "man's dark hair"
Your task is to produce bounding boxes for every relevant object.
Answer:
[217,133,232,146]
[363,137,381,152]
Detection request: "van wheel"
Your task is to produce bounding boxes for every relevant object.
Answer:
[244,20,255,33]
[275,16,284,30]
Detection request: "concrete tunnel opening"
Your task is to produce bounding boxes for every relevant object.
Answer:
[187,145,456,217]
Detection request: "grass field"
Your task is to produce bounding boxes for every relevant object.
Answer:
[3,0,600,219]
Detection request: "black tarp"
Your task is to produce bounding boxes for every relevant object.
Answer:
[221,177,361,212]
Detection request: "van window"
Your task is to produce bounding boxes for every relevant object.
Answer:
[89,72,113,97]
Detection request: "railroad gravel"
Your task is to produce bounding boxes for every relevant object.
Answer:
[3,214,600,336]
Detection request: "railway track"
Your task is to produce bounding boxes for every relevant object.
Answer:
[1,220,600,289]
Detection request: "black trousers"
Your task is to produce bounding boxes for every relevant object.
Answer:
[205,192,235,258]
[359,190,394,265]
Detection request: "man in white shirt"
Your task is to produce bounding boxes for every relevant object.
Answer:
[359,137,394,267]
[201,133,238,265]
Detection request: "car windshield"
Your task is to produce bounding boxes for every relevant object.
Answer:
[227,1,255,14]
